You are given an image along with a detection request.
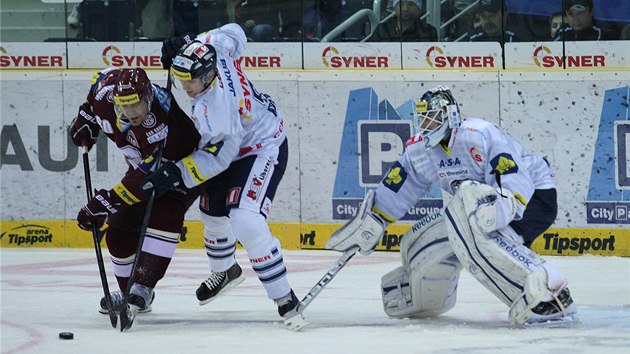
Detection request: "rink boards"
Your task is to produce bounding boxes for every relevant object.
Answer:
[1,220,628,257]
[1,68,629,257]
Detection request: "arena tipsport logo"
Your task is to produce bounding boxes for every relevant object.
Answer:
[101,45,161,67]
[532,45,605,68]
[321,46,388,68]
[422,46,495,68]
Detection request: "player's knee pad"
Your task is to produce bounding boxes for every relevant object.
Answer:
[230,208,289,299]
[445,183,551,324]
[381,211,462,318]
[200,214,236,271]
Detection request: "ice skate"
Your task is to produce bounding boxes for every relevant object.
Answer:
[99,290,155,315]
[525,287,578,327]
[275,289,308,331]
[196,262,245,305]
[120,283,154,331]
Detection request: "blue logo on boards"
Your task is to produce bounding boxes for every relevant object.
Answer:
[332,88,442,220]
[586,86,630,224]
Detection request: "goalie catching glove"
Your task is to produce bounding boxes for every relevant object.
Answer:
[457,180,517,234]
[77,189,123,231]
[325,190,389,256]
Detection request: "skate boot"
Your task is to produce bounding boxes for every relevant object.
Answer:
[526,287,578,326]
[99,290,155,314]
[275,289,300,317]
[120,283,154,331]
[196,262,245,305]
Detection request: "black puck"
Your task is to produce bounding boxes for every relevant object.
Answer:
[59,332,74,340]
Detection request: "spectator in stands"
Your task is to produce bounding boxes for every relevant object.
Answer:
[549,12,565,39]
[237,0,283,41]
[468,0,521,43]
[368,0,437,42]
[303,0,347,41]
[554,0,613,41]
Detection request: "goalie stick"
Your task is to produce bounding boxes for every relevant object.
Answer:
[283,246,360,331]
[82,146,117,328]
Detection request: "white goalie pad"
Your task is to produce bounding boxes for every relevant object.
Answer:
[381,211,463,318]
[325,190,386,256]
[444,181,549,325]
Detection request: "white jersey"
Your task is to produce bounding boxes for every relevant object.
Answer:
[175,24,285,188]
[374,117,556,221]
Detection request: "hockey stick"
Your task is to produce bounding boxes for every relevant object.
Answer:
[119,72,171,332]
[284,245,360,331]
[82,146,117,328]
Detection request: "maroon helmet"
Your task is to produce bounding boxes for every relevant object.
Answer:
[113,68,152,106]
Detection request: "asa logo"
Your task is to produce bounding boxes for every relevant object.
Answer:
[0,46,63,68]
[423,46,494,68]
[533,45,605,68]
[321,46,389,68]
[101,45,161,67]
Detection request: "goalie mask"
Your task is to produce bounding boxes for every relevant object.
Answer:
[113,68,153,126]
[170,41,217,95]
[413,86,461,148]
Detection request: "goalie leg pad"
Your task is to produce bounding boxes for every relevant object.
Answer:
[445,187,550,324]
[381,212,462,318]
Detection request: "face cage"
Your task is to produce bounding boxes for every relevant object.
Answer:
[414,107,450,144]
[114,94,153,121]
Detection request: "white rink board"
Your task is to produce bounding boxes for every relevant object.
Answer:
[0,70,628,229]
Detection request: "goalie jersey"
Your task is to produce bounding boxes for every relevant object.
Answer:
[373,117,556,222]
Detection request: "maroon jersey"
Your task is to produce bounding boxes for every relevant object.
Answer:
[84,67,200,204]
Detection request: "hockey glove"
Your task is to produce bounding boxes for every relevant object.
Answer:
[160,32,196,69]
[69,103,100,150]
[77,189,122,231]
[142,162,183,198]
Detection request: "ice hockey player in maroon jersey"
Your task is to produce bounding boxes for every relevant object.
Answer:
[69,67,202,325]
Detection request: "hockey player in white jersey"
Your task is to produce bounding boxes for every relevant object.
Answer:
[326,86,577,326]
[148,24,299,319]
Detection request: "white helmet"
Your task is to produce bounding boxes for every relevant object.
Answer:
[412,86,461,148]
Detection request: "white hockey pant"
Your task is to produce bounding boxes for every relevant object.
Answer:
[381,211,463,318]
[200,214,238,272]
[444,189,567,325]
[230,208,291,300]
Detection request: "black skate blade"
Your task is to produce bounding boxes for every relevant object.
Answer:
[108,311,117,328]
[119,306,136,332]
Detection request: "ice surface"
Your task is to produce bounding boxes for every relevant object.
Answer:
[1,248,629,354]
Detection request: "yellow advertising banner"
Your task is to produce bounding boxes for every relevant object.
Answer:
[2,220,628,257]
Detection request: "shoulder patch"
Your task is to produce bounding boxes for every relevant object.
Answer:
[382,161,407,193]
[490,153,518,175]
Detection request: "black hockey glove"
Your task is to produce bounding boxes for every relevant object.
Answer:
[69,103,100,150]
[77,189,122,231]
[142,162,183,198]
[160,32,196,69]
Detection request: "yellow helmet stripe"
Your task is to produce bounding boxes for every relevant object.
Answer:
[171,68,192,81]
[114,93,140,105]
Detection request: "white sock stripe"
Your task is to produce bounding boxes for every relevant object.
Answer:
[141,236,178,258]
[112,263,132,278]
[146,228,180,240]
[145,232,180,245]
[111,254,135,264]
